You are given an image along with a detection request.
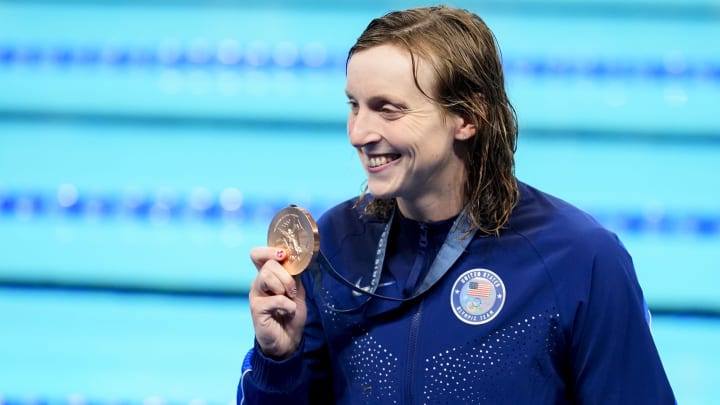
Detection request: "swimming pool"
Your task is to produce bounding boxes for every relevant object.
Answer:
[1,0,719,403]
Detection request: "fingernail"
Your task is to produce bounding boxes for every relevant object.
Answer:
[276,250,285,259]
[290,287,297,298]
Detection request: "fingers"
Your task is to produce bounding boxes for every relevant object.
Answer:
[249,247,297,299]
[254,293,298,317]
[247,249,308,359]
[253,270,297,299]
[250,246,287,270]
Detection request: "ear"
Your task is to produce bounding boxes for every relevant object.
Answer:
[453,115,477,141]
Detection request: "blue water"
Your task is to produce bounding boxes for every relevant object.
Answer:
[1,288,719,404]
[1,0,719,403]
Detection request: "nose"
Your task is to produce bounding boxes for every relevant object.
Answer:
[348,108,381,148]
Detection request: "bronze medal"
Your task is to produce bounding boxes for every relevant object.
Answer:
[267,205,319,275]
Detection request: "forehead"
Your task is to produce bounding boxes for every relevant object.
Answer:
[345,44,436,100]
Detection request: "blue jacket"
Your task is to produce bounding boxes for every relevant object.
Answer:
[239,181,675,404]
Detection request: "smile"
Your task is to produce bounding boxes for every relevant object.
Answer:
[367,154,401,168]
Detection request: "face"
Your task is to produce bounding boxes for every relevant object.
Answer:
[345,44,475,220]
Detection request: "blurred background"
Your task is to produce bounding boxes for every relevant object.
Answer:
[0,0,718,403]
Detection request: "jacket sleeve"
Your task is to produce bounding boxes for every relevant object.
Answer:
[237,339,307,405]
[237,271,333,404]
[569,231,676,404]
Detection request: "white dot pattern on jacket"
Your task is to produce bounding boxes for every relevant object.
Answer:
[343,309,561,403]
[347,333,401,402]
[422,309,562,403]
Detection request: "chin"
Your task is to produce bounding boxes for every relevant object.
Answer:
[366,184,396,200]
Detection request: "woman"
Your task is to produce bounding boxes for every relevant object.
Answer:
[240,6,675,404]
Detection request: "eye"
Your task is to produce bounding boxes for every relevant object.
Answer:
[379,104,405,120]
[346,100,359,114]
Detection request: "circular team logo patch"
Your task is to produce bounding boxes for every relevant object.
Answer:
[451,268,506,325]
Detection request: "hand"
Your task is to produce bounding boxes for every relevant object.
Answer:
[248,247,307,359]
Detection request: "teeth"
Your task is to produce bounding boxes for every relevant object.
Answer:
[367,155,398,168]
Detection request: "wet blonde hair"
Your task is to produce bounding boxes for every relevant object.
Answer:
[349,5,519,235]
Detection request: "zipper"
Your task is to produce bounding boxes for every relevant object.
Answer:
[404,223,429,295]
[404,222,429,402]
[404,298,424,403]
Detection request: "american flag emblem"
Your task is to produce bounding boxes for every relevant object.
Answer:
[452,269,506,326]
[467,280,491,297]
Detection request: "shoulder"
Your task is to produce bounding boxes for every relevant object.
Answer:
[317,197,366,236]
[316,196,387,257]
[317,197,361,227]
[505,181,635,299]
[508,181,624,256]
[506,183,648,340]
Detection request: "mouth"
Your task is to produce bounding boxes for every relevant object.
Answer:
[366,153,401,168]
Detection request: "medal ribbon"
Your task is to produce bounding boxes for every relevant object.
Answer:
[319,206,477,306]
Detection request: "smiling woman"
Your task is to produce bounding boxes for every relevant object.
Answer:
[346,44,475,223]
[241,5,675,404]
[0,0,718,404]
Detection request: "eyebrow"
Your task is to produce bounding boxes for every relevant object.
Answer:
[344,90,353,99]
[344,90,406,106]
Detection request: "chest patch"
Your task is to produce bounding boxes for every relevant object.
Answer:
[450,268,506,325]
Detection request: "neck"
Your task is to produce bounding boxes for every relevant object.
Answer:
[395,155,468,222]
[396,192,464,223]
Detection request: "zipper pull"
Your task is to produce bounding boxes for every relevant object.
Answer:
[418,222,428,248]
